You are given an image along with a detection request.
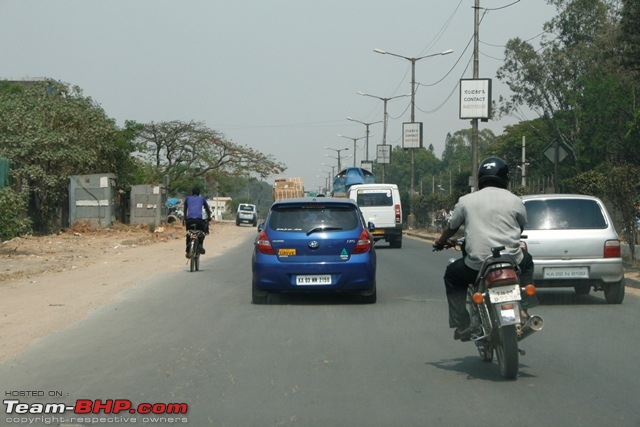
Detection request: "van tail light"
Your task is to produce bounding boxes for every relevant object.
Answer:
[256,230,275,255]
[603,240,621,258]
[354,229,372,254]
[394,204,401,224]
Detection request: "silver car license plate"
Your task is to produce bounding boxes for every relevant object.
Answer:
[543,267,589,279]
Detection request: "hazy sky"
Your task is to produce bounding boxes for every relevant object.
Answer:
[0,0,556,192]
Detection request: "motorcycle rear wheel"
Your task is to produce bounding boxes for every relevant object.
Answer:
[495,325,519,380]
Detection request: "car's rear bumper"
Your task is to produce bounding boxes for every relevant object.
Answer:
[532,258,624,286]
[252,255,376,293]
[370,224,403,241]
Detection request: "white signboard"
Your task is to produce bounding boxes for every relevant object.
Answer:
[459,79,492,119]
[376,144,391,164]
[403,122,422,149]
[360,160,374,173]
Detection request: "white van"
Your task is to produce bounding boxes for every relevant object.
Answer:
[348,183,403,248]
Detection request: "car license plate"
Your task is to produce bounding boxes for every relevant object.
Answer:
[488,284,521,303]
[543,267,589,279]
[371,230,384,235]
[296,275,332,285]
[278,248,296,256]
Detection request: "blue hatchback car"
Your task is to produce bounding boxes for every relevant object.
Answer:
[252,197,377,304]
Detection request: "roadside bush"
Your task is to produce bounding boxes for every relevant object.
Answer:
[0,187,32,241]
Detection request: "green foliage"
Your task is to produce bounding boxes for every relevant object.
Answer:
[0,187,31,241]
[0,80,130,233]
[410,193,456,228]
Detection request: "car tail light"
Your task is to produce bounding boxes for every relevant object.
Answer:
[603,240,620,258]
[354,229,372,254]
[394,204,401,224]
[256,230,275,255]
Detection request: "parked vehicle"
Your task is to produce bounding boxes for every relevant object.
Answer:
[348,183,403,248]
[521,194,625,304]
[442,238,543,380]
[236,203,258,227]
[252,197,377,304]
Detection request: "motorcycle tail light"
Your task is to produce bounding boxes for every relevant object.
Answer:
[472,292,484,304]
[484,268,518,287]
[524,284,537,296]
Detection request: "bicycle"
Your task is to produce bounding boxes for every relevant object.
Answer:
[186,225,206,272]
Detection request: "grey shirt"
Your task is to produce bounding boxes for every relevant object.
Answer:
[448,187,527,270]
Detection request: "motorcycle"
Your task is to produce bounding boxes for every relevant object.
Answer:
[442,238,543,380]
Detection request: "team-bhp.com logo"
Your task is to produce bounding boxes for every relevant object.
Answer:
[4,399,188,415]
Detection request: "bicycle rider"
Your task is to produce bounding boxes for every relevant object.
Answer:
[183,187,212,258]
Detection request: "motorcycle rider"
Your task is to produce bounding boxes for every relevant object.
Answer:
[183,187,212,258]
[433,156,536,341]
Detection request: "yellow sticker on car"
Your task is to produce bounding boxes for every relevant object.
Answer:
[278,248,296,256]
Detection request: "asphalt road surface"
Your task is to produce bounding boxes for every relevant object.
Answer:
[2,234,639,426]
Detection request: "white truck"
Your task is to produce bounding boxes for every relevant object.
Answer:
[348,183,403,248]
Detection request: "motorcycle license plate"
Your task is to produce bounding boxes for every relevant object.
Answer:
[296,275,332,285]
[488,284,521,303]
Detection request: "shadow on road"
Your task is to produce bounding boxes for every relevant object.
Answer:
[426,356,537,381]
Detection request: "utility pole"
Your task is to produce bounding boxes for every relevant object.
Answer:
[471,0,480,191]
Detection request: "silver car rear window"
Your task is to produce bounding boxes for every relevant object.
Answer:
[269,206,359,231]
[524,199,607,230]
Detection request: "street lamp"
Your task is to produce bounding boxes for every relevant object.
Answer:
[323,146,349,172]
[356,92,410,182]
[346,117,382,163]
[374,47,453,227]
[337,134,367,167]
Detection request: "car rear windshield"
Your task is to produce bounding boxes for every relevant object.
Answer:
[524,199,607,230]
[239,205,255,212]
[355,190,393,207]
[268,205,360,232]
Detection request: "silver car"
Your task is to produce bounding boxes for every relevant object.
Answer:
[521,194,625,304]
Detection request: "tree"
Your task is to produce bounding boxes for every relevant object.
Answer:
[496,0,621,160]
[0,80,132,233]
[130,120,286,196]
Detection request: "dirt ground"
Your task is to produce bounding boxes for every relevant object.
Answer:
[0,221,256,362]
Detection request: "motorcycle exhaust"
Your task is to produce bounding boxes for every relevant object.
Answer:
[518,315,544,342]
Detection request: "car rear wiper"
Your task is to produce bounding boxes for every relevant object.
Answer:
[307,226,343,235]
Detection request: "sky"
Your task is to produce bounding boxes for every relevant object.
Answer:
[0,0,556,193]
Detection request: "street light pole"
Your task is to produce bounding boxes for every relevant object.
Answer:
[337,134,366,167]
[323,146,349,172]
[346,117,382,164]
[356,92,410,182]
[373,47,453,226]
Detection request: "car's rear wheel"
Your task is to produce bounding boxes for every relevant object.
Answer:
[360,280,377,304]
[604,279,625,304]
[252,282,268,304]
[574,284,591,295]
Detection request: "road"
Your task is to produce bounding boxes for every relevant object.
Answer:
[2,233,639,426]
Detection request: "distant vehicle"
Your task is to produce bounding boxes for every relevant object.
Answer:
[236,203,257,227]
[252,197,377,304]
[521,194,625,304]
[273,177,304,200]
[348,183,403,248]
[331,167,375,197]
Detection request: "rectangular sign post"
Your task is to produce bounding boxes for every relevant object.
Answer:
[402,122,422,149]
[459,79,492,120]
